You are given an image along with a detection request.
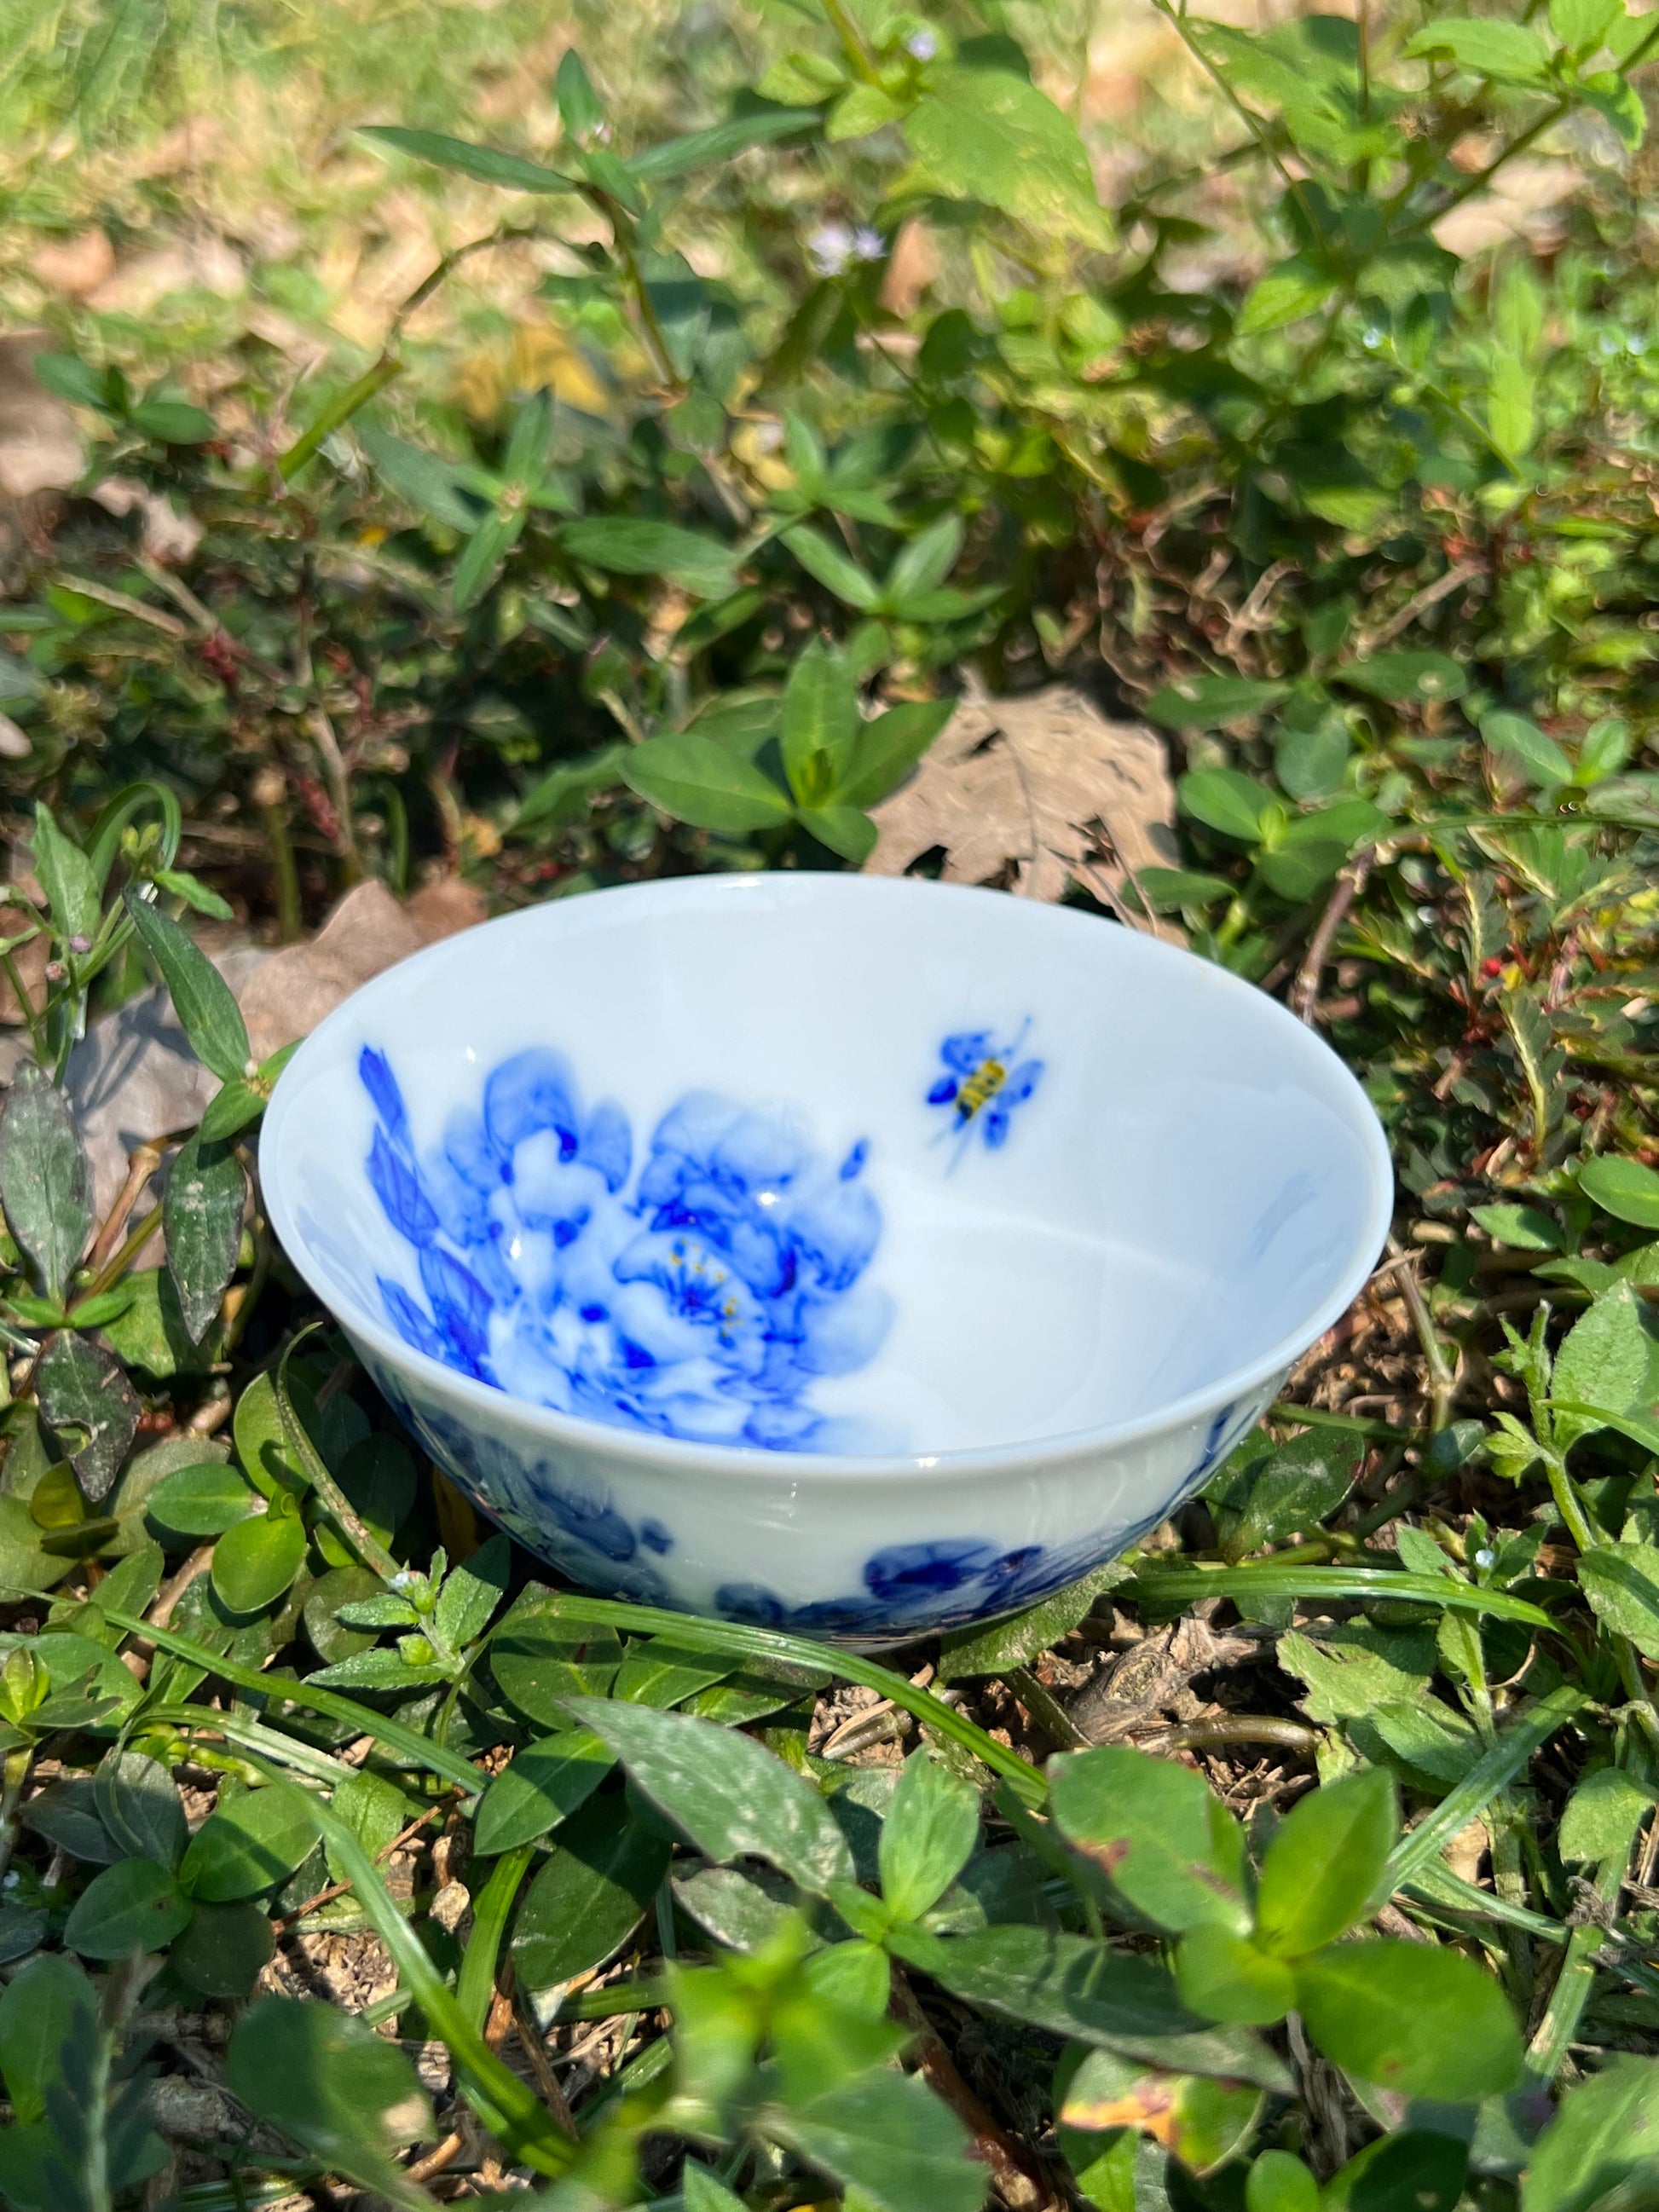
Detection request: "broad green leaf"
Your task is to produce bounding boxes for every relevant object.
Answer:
[63,1857,191,1957]
[1049,1744,1250,1934]
[164,1129,244,1343]
[887,514,964,605]
[1523,2053,1659,2212]
[1178,768,1270,843]
[1279,1620,1436,1724]
[939,1561,1130,1681]
[1253,1768,1396,1956]
[1404,19,1553,83]
[880,1749,980,1922]
[765,2066,982,2212]
[171,1900,275,2000]
[1578,1541,1659,1660]
[1235,257,1333,336]
[1324,2134,1467,2212]
[0,1955,96,2121]
[181,1782,321,1901]
[31,804,99,942]
[887,1925,1291,2090]
[1060,2047,1263,2177]
[1247,2151,1320,2212]
[509,1792,669,1990]
[1580,1155,1659,1228]
[1550,0,1621,55]
[560,517,737,598]
[323,1770,422,1891]
[0,1064,91,1305]
[836,701,953,809]
[1207,1427,1363,1565]
[1174,1926,1295,2024]
[1558,1766,1658,1863]
[211,1504,307,1614]
[1147,677,1289,728]
[1552,1285,1652,1434]
[199,1077,267,1143]
[514,743,627,830]
[568,1695,854,1895]
[1471,1203,1561,1250]
[357,425,478,534]
[1133,867,1235,913]
[1337,651,1466,703]
[228,1994,433,2197]
[901,65,1112,247]
[795,804,879,863]
[1292,1939,1523,2099]
[1580,70,1646,148]
[432,1532,511,1649]
[95,1751,187,1871]
[1483,710,1572,788]
[1488,349,1535,462]
[627,107,817,183]
[124,893,251,1083]
[232,1370,307,1498]
[612,1637,733,1711]
[780,638,858,806]
[474,1730,615,1855]
[36,1330,139,1503]
[360,125,575,192]
[488,1601,624,1725]
[783,524,881,611]
[621,731,795,835]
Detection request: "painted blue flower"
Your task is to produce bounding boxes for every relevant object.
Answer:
[361,1045,893,1453]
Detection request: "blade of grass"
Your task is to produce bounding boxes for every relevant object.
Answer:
[1385,1684,1586,1891]
[1122,1563,1553,1626]
[456,1844,534,2033]
[517,1592,1047,1805]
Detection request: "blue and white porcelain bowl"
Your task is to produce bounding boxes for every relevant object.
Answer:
[260,874,1392,1644]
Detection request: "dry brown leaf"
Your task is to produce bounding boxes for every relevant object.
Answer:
[31,229,115,298]
[864,681,1183,939]
[0,335,82,500]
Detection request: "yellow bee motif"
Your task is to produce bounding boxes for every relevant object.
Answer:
[928,1021,1043,1166]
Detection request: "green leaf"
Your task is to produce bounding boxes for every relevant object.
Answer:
[554,49,606,140]
[359,124,575,192]
[901,65,1111,246]
[1133,866,1235,913]
[1049,1744,1250,1934]
[432,1531,510,1649]
[796,804,879,863]
[199,1077,267,1143]
[1253,1769,1396,1956]
[37,1330,138,1503]
[765,2067,982,2212]
[1553,1285,1652,1441]
[513,743,627,831]
[1174,1926,1296,2024]
[627,107,818,183]
[621,731,795,835]
[780,638,858,806]
[837,700,954,810]
[612,1637,733,1711]
[1558,1766,1658,1863]
[171,1899,275,2000]
[124,893,251,1083]
[63,1857,192,1958]
[181,1782,321,1902]
[474,1730,615,1856]
[1550,0,1621,53]
[1235,257,1333,336]
[488,1601,624,1725]
[1578,1541,1659,1660]
[1179,767,1274,845]
[227,1993,432,2197]
[211,1505,307,1614]
[880,1749,980,1922]
[31,804,99,943]
[509,1792,670,1990]
[1580,1155,1659,1229]
[95,1750,187,1870]
[232,1369,307,1499]
[1488,349,1535,462]
[1060,2048,1263,2178]
[1579,70,1646,149]
[358,425,479,533]
[1523,2053,1659,2212]
[1207,1428,1363,1565]
[568,1695,855,1894]
[887,1925,1292,2089]
[887,515,964,606]
[1246,2151,1320,2212]
[1471,1203,1561,1251]
[1324,2134,1467,2212]
[0,1063,91,1305]
[1404,18,1553,82]
[1483,709,1573,788]
[164,1129,244,1344]
[783,524,881,611]
[0,1956,95,2145]
[559,517,737,598]
[939,1562,1130,1681]
[1336,651,1466,703]
[1147,677,1289,728]
[1292,1939,1523,2099]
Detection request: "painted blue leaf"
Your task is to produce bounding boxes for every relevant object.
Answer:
[359,1046,411,1151]
[367,1128,439,1246]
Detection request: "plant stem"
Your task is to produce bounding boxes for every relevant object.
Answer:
[0,1747,32,1886]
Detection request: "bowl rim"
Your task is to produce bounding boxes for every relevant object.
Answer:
[260,872,1395,1483]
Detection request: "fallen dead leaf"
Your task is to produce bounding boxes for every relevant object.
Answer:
[864,680,1184,939]
[91,476,205,565]
[880,220,940,319]
[31,228,115,298]
[0,335,82,500]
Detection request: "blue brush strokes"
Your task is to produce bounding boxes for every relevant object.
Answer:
[360,1044,893,1453]
[927,1022,1043,1167]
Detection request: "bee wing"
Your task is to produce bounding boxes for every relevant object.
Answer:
[927,1075,960,1106]
[941,1030,992,1074]
[982,1105,1013,1148]
[1005,1058,1044,1104]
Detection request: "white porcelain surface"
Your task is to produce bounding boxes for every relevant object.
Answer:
[259,874,1392,1641]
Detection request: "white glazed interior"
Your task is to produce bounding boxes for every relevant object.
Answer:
[259,876,1392,1637]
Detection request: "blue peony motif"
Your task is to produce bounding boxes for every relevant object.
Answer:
[361,1044,893,1453]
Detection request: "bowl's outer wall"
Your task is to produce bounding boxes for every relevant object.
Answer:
[263,874,1392,1639]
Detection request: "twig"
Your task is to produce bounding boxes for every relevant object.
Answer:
[1292,848,1376,1023]
[888,1967,1053,2212]
[274,1802,447,1928]
[405,2133,465,2184]
[512,1989,580,2141]
[1355,561,1483,655]
[1390,1237,1458,1432]
[86,1142,165,1273]
[1148,1715,1320,1753]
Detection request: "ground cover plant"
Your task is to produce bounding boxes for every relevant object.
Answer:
[5,0,1659,2208]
